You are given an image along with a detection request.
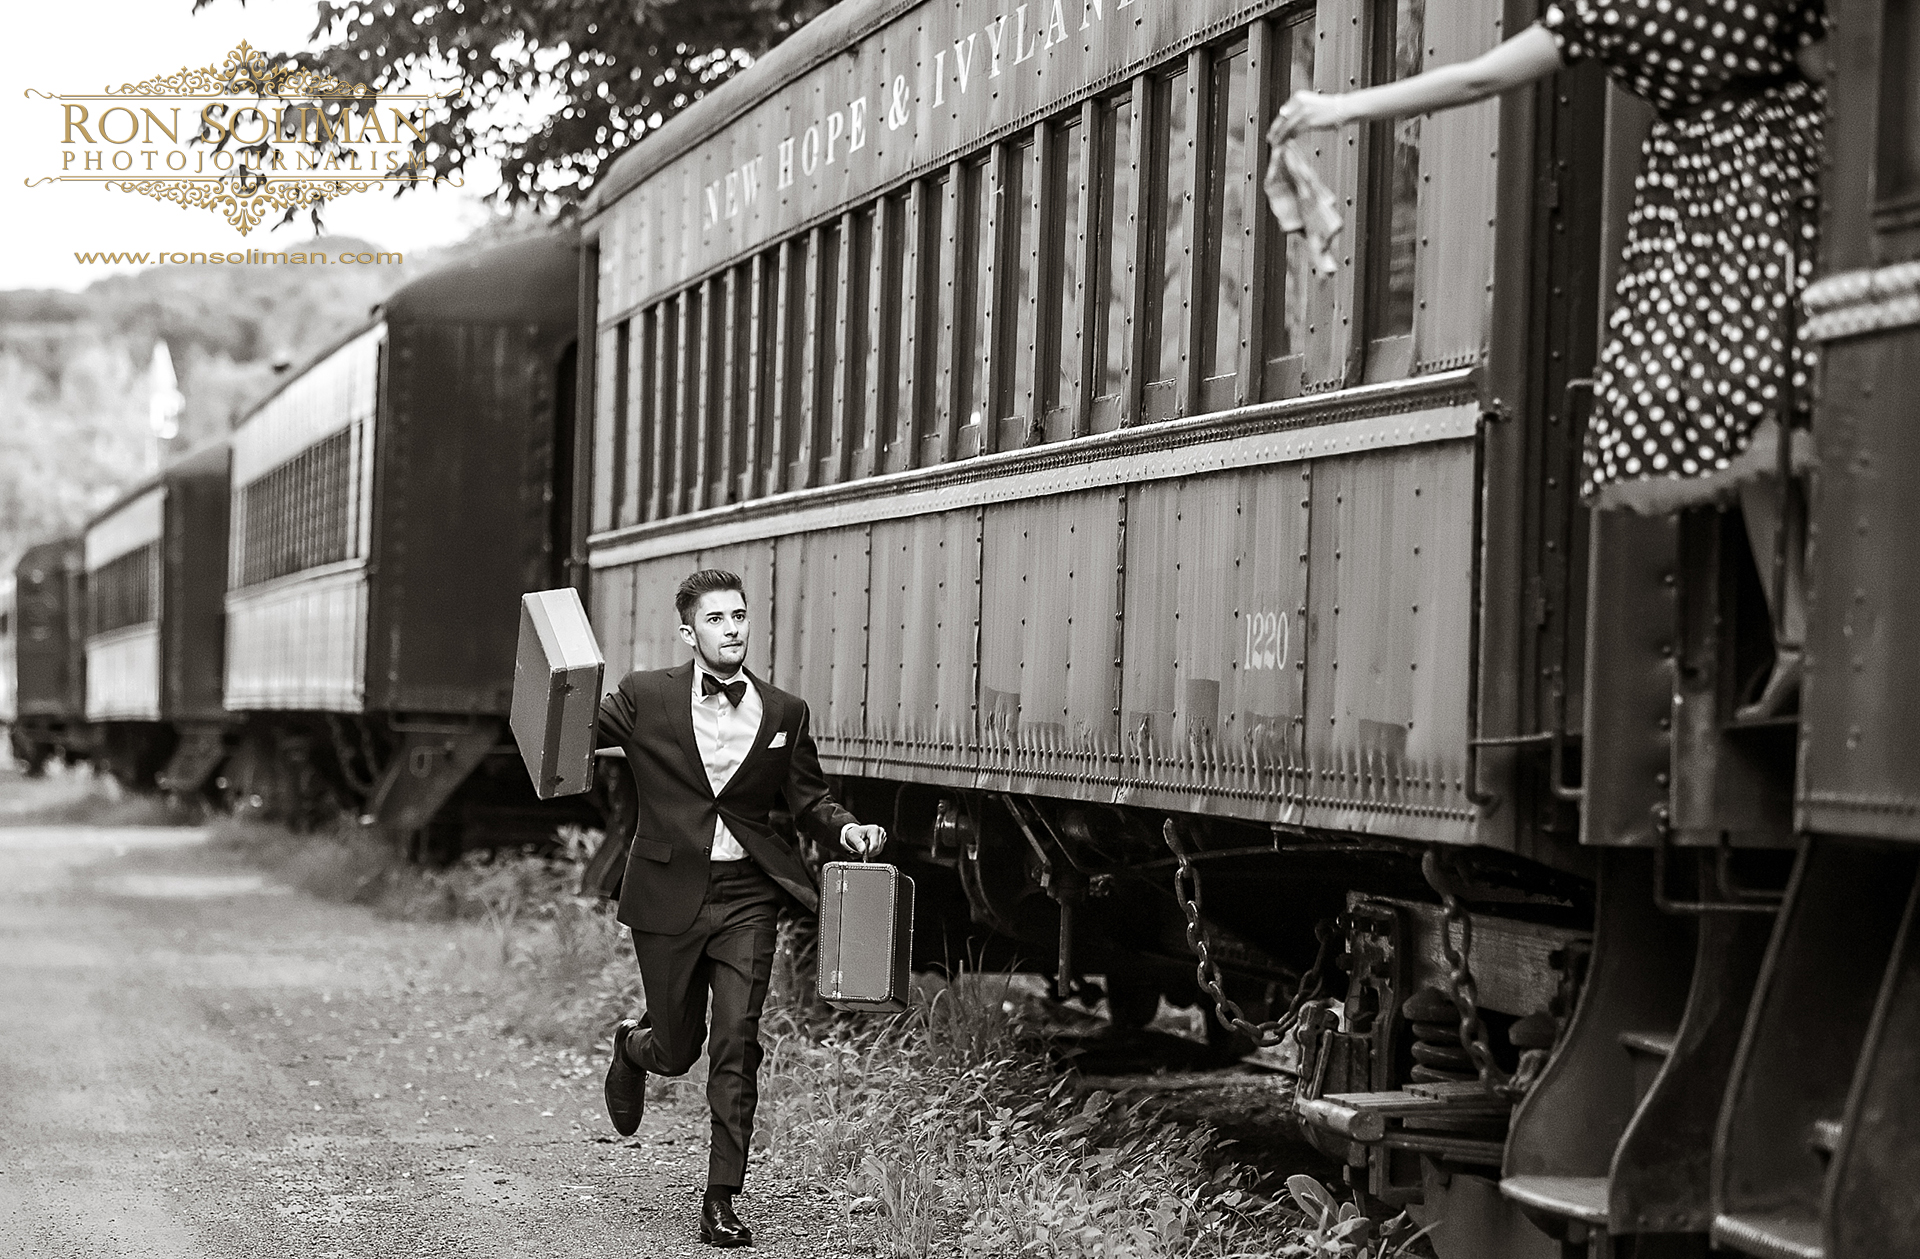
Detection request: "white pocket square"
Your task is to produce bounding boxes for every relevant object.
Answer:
[768,731,788,749]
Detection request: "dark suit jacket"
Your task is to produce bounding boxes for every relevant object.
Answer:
[596,661,856,936]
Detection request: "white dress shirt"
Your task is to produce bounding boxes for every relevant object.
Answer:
[689,664,864,861]
[691,665,761,860]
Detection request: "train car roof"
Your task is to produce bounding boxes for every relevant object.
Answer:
[14,536,82,577]
[580,0,891,221]
[383,232,578,326]
[236,232,577,428]
[82,438,232,534]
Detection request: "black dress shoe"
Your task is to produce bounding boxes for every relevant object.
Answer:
[700,1186,753,1248]
[604,1019,646,1136]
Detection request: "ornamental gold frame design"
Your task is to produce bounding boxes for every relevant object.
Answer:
[27,41,448,236]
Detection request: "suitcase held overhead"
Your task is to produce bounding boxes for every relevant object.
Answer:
[510,588,606,799]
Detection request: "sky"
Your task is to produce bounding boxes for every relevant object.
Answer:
[1,0,498,292]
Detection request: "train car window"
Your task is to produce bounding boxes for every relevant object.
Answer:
[774,233,810,492]
[927,166,958,465]
[632,308,657,522]
[238,429,355,585]
[90,543,158,635]
[1260,14,1317,400]
[724,266,751,505]
[1091,93,1138,434]
[807,221,843,487]
[673,289,699,515]
[856,203,887,479]
[751,250,777,499]
[880,187,917,474]
[591,324,618,533]
[1201,40,1253,413]
[1143,64,1195,422]
[957,154,996,457]
[997,133,1043,451]
[1879,0,1920,222]
[610,319,634,528]
[1044,112,1090,442]
[697,278,723,511]
[839,207,876,482]
[646,302,674,520]
[1364,0,1425,379]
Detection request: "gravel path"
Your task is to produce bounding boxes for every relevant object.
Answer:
[0,815,867,1258]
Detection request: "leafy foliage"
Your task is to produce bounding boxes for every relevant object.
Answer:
[211,0,833,208]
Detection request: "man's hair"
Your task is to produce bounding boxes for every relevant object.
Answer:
[675,569,746,625]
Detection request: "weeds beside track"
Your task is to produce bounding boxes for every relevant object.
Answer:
[197,813,1432,1258]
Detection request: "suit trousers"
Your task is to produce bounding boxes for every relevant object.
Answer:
[626,857,786,1189]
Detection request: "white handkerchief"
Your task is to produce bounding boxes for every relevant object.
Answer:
[1264,139,1344,276]
[768,731,788,749]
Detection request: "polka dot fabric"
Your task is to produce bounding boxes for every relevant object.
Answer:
[1543,0,1826,505]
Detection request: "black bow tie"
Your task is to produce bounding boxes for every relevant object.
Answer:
[701,673,747,707]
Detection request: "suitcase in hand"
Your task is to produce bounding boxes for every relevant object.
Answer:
[509,588,606,798]
[817,861,915,1013]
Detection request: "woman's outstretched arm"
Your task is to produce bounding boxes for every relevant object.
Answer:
[1269,23,1562,144]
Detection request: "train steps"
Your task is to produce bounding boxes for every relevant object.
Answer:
[1497,848,1696,1252]
[1712,839,1920,1259]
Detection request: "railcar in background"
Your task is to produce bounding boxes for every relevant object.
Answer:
[80,443,232,795]
[218,234,591,853]
[10,538,90,774]
[573,0,1607,1251]
[0,573,15,754]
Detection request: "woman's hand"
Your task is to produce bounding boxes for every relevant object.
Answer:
[1268,90,1348,147]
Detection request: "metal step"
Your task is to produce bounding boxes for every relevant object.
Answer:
[1499,1174,1608,1225]
[1712,1212,1824,1259]
[1618,1027,1677,1108]
[157,724,229,794]
[1808,1118,1842,1157]
[1617,1030,1675,1057]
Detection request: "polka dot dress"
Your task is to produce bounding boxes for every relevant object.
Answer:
[1543,0,1826,507]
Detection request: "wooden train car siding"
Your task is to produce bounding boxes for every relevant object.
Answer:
[866,510,983,784]
[978,490,1124,795]
[773,527,874,770]
[1303,442,1476,837]
[589,402,1485,843]
[1116,468,1311,812]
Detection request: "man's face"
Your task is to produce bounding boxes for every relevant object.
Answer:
[680,589,750,676]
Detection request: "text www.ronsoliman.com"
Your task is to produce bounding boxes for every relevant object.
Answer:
[73,248,404,265]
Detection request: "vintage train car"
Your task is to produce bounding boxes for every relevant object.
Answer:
[573,0,1610,1252]
[80,442,233,794]
[9,537,91,774]
[219,234,588,852]
[0,572,15,750]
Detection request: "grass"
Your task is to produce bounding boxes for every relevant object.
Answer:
[131,798,1436,1259]
[0,764,183,827]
